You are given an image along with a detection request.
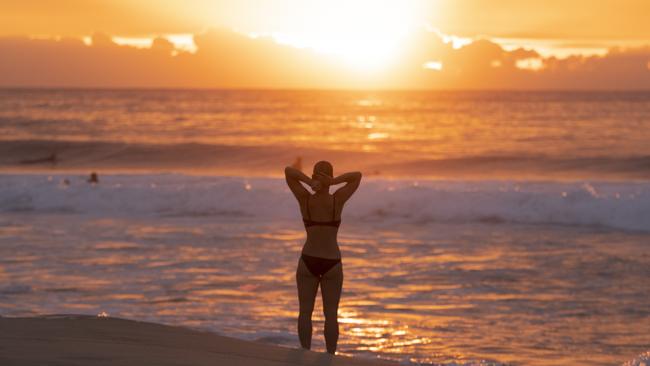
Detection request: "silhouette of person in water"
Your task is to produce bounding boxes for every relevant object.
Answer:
[284,161,362,354]
[19,152,57,165]
[87,172,99,184]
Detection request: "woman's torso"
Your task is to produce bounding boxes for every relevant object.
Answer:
[301,193,341,259]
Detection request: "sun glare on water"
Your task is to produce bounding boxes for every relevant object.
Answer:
[264,0,429,71]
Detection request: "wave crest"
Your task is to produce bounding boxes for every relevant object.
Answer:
[1,174,649,232]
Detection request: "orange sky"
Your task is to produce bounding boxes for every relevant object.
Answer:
[1,0,649,89]
[4,0,650,40]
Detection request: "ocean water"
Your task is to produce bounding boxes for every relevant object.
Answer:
[1,89,650,179]
[1,89,649,365]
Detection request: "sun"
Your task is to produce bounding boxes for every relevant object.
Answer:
[180,0,432,71]
[260,0,430,71]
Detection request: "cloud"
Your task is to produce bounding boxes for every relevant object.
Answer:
[0,28,648,89]
[0,29,359,88]
[403,30,650,89]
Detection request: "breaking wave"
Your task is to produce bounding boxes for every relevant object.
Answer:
[1,173,649,232]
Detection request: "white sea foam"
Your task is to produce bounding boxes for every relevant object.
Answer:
[623,351,650,366]
[1,173,649,232]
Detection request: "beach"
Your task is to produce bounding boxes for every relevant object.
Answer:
[0,315,397,366]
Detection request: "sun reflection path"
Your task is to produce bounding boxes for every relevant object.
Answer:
[338,309,432,356]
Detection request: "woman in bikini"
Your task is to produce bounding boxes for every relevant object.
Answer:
[284,161,362,354]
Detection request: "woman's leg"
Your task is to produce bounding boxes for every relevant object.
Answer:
[320,262,343,354]
[296,257,319,350]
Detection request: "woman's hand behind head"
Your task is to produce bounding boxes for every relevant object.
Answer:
[314,172,333,187]
[310,179,323,192]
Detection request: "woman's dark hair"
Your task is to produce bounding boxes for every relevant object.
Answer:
[313,160,333,177]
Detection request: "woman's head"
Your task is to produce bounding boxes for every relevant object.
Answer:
[312,160,333,191]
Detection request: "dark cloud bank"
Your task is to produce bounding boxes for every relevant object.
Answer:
[0,28,648,89]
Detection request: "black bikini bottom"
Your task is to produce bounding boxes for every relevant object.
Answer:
[300,254,341,277]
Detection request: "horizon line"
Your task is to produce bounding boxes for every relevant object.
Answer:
[2,86,650,93]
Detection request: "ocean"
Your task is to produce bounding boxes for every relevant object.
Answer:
[0,89,649,365]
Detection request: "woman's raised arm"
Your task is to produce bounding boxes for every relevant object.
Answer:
[285,166,314,200]
[332,171,362,203]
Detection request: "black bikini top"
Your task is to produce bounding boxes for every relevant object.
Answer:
[303,195,341,228]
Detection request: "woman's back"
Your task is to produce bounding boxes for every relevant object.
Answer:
[301,193,341,259]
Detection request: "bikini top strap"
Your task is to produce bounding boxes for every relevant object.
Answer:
[305,195,311,220]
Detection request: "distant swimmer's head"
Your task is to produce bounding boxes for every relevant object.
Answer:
[312,160,333,191]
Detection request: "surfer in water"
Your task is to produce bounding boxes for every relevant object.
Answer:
[284,162,362,354]
[19,152,58,165]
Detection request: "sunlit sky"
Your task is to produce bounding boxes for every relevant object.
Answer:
[5,1,650,58]
[1,0,649,88]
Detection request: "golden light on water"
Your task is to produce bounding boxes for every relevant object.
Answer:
[356,99,382,107]
[4,205,650,365]
[338,309,432,355]
[367,132,389,140]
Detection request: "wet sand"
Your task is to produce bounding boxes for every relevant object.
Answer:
[0,315,397,366]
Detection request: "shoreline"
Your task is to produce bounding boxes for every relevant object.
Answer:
[0,315,398,366]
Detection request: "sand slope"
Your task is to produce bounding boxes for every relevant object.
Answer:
[0,315,397,366]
